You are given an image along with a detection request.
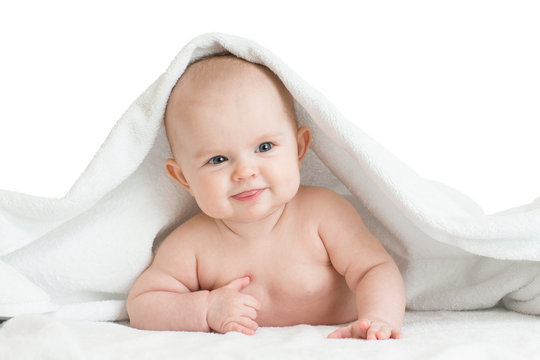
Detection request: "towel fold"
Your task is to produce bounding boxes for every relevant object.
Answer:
[1,32,539,320]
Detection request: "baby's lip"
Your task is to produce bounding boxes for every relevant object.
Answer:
[231,188,266,202]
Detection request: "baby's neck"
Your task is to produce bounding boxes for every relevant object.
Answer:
[215,204,287,241]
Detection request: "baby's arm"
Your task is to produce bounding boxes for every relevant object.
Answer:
[126,234,210,331]
[126,230,260,334]
[315,189,406,340]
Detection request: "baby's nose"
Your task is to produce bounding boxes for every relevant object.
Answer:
[232,159,258,181]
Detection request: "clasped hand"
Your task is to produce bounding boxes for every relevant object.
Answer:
[206,276,261,335]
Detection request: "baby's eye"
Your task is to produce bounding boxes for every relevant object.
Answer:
[208,155,228,165]
[256,142,273,153]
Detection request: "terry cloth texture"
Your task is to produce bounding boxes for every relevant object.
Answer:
[1,32,539,321]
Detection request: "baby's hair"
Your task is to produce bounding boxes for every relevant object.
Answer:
[189,51,240,67]
[177,52,279,92]
[164,52,297,158]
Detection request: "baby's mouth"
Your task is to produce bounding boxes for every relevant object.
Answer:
[231,188,265,202]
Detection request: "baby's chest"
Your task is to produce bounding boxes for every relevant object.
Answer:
[198,231,333,294]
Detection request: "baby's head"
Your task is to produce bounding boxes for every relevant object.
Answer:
[164,54,311,222]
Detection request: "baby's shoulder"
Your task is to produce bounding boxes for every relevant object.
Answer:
[155,212,216,255]
[294,185,354,217]
[296,185,349,207]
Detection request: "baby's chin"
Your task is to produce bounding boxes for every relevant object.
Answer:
[204,201,290,224]
[209,205,285,223]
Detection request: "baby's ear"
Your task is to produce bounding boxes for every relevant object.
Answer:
[296,126,311,164]
[165,158,192,194]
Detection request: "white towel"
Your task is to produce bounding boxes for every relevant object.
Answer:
[1,32,539,321]
[2,310,540,360]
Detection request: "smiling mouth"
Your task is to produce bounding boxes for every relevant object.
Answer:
[231,188,265,202]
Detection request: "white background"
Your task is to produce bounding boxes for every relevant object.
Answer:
[1,0,538,215]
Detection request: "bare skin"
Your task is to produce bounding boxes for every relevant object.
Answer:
[126,55,406,340]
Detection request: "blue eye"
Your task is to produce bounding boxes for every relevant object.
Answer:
[208,155,228,165]
[256,142,273,153]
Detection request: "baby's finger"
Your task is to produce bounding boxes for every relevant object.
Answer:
[241,305,258,320]
[224,276,251,292]
[358,319,371,330]
[223,320,257,336]
[243,295,262,311]
[237,316,259,332]
[366,323,385,340]
[327,325,352,339]
[375,326,392,340]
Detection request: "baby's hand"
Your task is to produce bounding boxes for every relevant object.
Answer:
[207,276,261,335]
[327,318,403,340]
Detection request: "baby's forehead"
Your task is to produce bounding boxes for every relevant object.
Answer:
[167,54,295,118]
[165,54,297,155]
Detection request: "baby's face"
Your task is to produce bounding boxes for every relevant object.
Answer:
[165,60,310,222]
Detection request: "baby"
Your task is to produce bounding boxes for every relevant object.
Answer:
[126,54,406,340]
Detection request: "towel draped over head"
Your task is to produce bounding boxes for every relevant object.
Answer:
[1,32,540,321]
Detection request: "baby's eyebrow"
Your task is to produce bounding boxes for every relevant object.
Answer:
[254,131,285,142]
[194,149,224,160]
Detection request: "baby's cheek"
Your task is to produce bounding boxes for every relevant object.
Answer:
[273,160,301,197]
[192,178,227,217]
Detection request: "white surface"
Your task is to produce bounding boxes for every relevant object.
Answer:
[1,1,539,214]
[1,309,540,359]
